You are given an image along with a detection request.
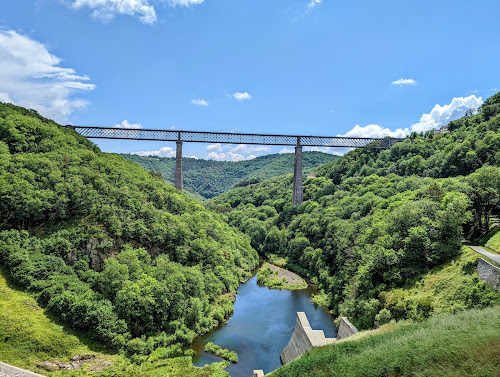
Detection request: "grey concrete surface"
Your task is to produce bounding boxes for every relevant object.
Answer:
[469,245,500,265]
[280,312,335,365]
[0,362,46,377]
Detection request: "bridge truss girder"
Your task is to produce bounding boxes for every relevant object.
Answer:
[67,126,403,149]
[67,126,404,205]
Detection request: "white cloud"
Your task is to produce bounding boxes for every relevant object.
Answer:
[67,0,203,24]
[280,146,345,156]
[410,95,483,133]
[246,154,257,160]
[231,144,271,154]
[0,92,12,103]
[340,95,484,139]
[191,98,208,106]
[0,30,95,122]
[391,78,418,86]
[308,0,322,8]
[206,151,247,162]
[114,120,143,129]
[293,0,322,22]
[167,0,204,6]
[132,146,176,157]
[304,146,346,156]
[206,143,224,152]
[71,0,158,24]
[342,124,409,138]
[230,92,253,101]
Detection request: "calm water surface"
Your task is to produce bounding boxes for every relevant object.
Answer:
[190,274,337,377]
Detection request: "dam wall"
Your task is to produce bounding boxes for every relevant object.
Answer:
[478,257,500,291]
[280,312,335,365]
[337,317,358,340]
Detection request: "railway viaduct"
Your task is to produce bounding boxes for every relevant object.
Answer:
[67,126,402,205]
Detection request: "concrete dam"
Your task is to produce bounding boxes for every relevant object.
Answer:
[253,312,358,376]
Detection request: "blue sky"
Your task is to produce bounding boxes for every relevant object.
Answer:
[1,0,499,160]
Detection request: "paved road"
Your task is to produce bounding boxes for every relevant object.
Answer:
[468,245,500,265]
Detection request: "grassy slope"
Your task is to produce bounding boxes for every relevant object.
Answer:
[122,152,338,199]
[479,228,500,254]
[0,267,229,377]
[269,247,500,376]
[268,306,500,377]
[379,247,500,318]
[0,266,115,372]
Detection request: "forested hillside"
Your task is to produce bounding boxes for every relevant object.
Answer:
[122,152,338,199]
[0,102,259,358]
[213,92,500,329]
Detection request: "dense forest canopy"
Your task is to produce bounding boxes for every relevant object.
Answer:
[122,152,339,199]
[213,92,500,329]
[0,102,258,354]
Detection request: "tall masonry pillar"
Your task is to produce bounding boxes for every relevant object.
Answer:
[292,138,303,206]
[175,141,183,191]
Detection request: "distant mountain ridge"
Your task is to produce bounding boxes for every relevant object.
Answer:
[121,151,339,199]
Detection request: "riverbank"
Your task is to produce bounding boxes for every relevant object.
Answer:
[257,263,307,290]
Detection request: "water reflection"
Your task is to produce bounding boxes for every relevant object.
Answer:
[191,274,337,377]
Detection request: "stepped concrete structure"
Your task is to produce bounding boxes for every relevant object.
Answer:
[279,313,358,367]
[280,312,336,365]
[337,317,359,340]
[68,126,402,206]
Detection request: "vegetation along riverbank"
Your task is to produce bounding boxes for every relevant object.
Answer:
[257,262,307,290]
[2,91,500,376]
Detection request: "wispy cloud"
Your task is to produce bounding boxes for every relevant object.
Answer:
[191,98,208,106]
[0,29,95,122]
[167,0,205,6]
[114,120,143,129]
[391,78,418,86]
[66,0,204,24]
[228,91,253,101]
[70,0,158,23]
[308,0,322,9]
[293,0,322,22]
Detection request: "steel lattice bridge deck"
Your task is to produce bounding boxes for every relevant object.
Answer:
[66,126,403,149]
[67,125,404,205]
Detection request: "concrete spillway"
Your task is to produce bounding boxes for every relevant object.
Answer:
[280,312,358,365]
[279,312,336,365]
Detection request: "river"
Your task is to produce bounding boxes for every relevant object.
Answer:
[190,273,337,377]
